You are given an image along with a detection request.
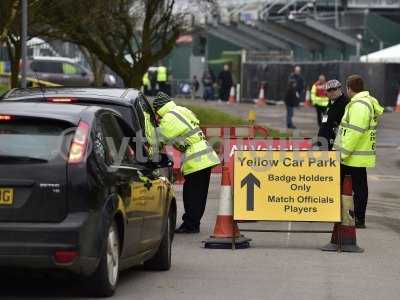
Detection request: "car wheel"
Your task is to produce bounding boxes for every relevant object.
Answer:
[144,211,173,271]
[86,221,120,297]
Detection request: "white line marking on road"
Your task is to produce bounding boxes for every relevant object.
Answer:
[286,222,292,246]
[369,175,400,182]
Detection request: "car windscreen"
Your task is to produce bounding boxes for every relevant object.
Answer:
[0,117,73,162]
[78,102,139,132]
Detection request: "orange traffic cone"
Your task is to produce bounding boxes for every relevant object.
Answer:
[305,89,312,107]
[228,86,236,104]
[321,175,364,253]
[395,89,400,112]
[255,83,266,107]
[204,165,251,249]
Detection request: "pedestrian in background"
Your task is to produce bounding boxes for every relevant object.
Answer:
[153,93,220,233]
[157,63,168,95]
[191,75,199,100]
[334,75,384,228]
[202,69,214,101]
[218,64,233,102]
[311,74,329,127]
[284,80,299,129]
[317,79,349,150]
[288,65,305,103]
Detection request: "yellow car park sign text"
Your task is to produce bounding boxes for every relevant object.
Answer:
[233,151,341,222]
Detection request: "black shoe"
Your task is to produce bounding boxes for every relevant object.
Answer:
[356,223,366,229]
[174,224,200,234]
[355,219,366,229]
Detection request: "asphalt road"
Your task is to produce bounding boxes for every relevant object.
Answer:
[1,102,399,300]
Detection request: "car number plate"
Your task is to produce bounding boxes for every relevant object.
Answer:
[0,188,13,205]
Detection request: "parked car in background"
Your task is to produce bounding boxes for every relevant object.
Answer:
[27,56,94,87]
[0,102,176,297]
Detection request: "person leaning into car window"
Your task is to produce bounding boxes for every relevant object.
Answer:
[317,79,349,150]
[152,92,220,234]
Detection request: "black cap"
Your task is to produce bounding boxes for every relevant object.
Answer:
[153,92,172,112]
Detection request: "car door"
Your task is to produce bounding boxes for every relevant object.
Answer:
[125,100,168,251]
[61,62,91,86]
[137,163,169,251]
[99,112,146,257]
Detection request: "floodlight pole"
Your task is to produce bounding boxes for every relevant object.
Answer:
[21,0,28,88]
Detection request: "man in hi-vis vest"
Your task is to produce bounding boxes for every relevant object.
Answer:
[153,92,220,233]
[311,74,329,127]
[334,75,384,228]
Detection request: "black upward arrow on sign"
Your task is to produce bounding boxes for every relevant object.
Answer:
[241,173,261,211]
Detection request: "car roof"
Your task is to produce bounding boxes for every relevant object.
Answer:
[0,102,98,124]
[31,56,77,63]
[2,87,141,106]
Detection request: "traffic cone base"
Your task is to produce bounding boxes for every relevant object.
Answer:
[204,235,251,249]
[321,224,364,253]
[203,165,251,249]
[321,176,364,253]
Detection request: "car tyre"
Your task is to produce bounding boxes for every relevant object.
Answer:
[86,220,120,298]
[144,211,173,271]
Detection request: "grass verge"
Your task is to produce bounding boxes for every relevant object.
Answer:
[0,83,9,95]
[183,104,247,127]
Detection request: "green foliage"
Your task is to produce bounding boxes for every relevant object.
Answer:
[0,84,9,95]
[183,104,247,126]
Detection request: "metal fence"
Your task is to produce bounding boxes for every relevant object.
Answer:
[242,61,400,106]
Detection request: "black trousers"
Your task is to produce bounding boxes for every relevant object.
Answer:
[315,105,327,127]
[340,164,368,222]
[182,167,212,229]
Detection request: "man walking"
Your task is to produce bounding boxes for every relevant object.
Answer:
[218,64,233,102]
[153,93,220,233]
[334,75,384,228]
[288,65,305,103]
[311,74,329,127]
[317,79,348,150]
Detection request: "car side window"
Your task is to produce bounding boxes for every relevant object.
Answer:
[100,113,135,166]
[62,63,79,75]
[31,61,63,74]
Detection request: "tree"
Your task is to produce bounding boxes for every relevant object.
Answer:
[1,0,43,88]
[37,0,215,88]
[0,0,19,41]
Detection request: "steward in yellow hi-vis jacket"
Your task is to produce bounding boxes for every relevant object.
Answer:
[311,74,329,127]
[334,75,384,228]
[153,92,220,233]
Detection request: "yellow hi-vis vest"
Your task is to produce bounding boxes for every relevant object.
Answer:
[310,83,329,107]
[333,91,384,168]
[157,66,167,82]
[157,101,220,175]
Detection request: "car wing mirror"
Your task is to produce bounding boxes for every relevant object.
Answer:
[150,152,174,168]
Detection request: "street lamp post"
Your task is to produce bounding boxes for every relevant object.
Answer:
[20,0,28,88]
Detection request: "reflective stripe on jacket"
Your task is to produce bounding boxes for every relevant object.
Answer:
[333,91,384,168]
[143,111,157,158]
[157,66,167,82]
[310,82,329,107]
[142,72,151,89]
[157,101,220,175]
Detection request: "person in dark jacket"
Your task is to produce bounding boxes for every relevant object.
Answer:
[284,80,299,129]
[317,79,349,150]
[288,65,305,103]
[218,64,233,102]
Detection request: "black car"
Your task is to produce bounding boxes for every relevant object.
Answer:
[0,102,176,297]
[1,88,171,179]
